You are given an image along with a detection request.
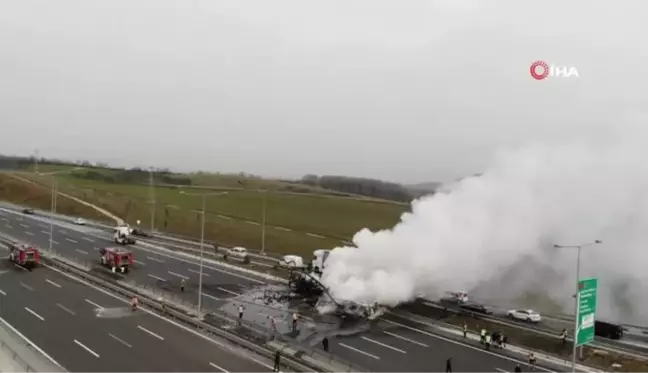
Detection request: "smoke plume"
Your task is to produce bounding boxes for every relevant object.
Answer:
[321,140,648,324]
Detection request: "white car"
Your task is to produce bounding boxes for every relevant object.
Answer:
[507,309,542,323]
[276,255,304,269]
[74,217,86,225]
[226,247,248,259]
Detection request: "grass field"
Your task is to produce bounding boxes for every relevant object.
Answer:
[4,168,410,257]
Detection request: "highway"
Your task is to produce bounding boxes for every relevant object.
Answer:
[0,258,272,371]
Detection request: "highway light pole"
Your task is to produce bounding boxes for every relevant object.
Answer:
[260,190,267,255]
[553,240,602,372]
[179,190,228,315]
[39,167,79,252]
[149,168,155,233]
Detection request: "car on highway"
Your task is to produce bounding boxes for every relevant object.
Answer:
[459,301,493,315]
[275,254,304,269]
[99,247,134,273]
[131,227,151,237]
[74,217,86,225]
[507,309,542,323]
[224,247,250,263]
[22,208,35,215]
[8,243,40,269]
[595,320,624,339]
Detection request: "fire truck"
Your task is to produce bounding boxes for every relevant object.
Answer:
[8,243,40,269]
[98,247,134,273]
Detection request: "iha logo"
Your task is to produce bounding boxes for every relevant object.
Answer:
[529,60,579,80]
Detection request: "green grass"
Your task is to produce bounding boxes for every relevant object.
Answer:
[13,171,409,257]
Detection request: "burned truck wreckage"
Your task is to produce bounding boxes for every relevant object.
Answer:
[263,268,386,322]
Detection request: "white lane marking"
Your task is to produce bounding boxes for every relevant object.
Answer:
[0,316,64,369]
[109,333,132,348]
[25,231,34,236]
[65,238,78,243]
[146,256,164,263]
[134,260,146,266]
[82,237,94,242]
[40,230,50,235]
[382,318,551,371]
[24,307,45,321]
[217,215,231,220]
[39,224,48,229]
[85,299,104,309]
[20,223,28,228]
[361,336,406,354]
[338,343,380,360]
[4,224,12,229]
[383,331,429,347]
[74,339,100,358]
[246,221,259,225]
[306,232,325,238]
[56,303,76,316]
[50,240,59,245]
[20,282,34,291]
[75,249,88,255]
[137,325,164,340]
[46,279,62,288]
[209,362,229,372]
[496,369,509,373]
[202,293,221,301]
[274,226,291,231]
[0,289,6,296]
[188,268,209,276]
[168,271,189,280]
[217,287,240,296]
[43,263,269,371]
[58,230,66,234]
[0,217,7,222]
[148,274,166,282]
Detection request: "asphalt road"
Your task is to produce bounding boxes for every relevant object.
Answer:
[0,259,272,372]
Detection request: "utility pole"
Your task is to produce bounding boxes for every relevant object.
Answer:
[260,190,267,255]
[34,149,39,174]
[149,167,155,233]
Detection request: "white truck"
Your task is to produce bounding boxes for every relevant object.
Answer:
[114,225,136,245]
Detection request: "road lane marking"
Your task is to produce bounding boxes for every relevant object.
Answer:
[0,315,64,369]
[0,217,7,222]
[148,274,166,282]
[74,339,100,358]
[383,331,429,347]
[217,287,240,296]
[202,293,221,301]
[217,215,231,220]
[134,260,146,266]
[46,279,62,288]
[246,221,259,225]
[109,333,132,348]
[50,240,59,245]
[188,268,209,276]
[85,299,104,309]
[20,282,34,291]
[82,237,94,242]
[138,325,164,340]
[209,362,229,372]
[496,369,508,373]
[39,224,48,229]
[361,336,406,353]
[168,271,189,280]
[4,224,12,229]
[25,231,34,236]
[75,249,88,255]
[24,307,45,321]
[58,230,67,234]
[41,230,50,235]
[56,303,76,316]
[65,238,78,243]
[306,232,325,238]
[146,256,164,263]
[0,289,6,296]
[20,223,28,228]
[274,226,291,231]
[338,343,379,359]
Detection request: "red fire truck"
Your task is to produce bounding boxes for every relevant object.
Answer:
[8,243,40,269]
[98,247,134,273]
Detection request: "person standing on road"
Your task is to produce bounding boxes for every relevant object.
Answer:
[322,337,329,352]
[180,278,186,292]
[273,350,281,372]
[292,312,299,333]
[445,357,452,372]
[560,329,567,345]
[480,328,487,344]
[484,333,491,350]
[463,323,468,338]
[528,353,537,371]
[238,305,245,326]
[514,364,522,372]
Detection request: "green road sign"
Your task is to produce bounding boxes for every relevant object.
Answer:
[576,278,598,346]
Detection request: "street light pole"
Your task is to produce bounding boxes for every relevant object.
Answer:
[149,168,155,233]
[554,240,602,372]
[260,191,267,255]
[49,178,57,252]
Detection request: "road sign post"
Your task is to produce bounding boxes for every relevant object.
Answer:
[575,278,598,346]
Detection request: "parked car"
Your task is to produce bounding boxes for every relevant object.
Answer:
[74,217,86,225]
[22,208,35,215]
[507,309,542,323]
[459,302,493,315]
[224,247,250,263]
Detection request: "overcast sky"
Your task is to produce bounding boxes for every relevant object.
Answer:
[0,0,646,183]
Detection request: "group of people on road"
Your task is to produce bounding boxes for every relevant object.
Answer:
[478,326,508,350]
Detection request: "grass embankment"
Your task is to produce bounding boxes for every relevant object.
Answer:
[0,173,109,222]
[13,171,409,257]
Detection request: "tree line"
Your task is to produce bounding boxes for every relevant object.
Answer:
[300,174,423,202]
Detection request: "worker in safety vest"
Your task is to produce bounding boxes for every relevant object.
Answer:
[292,312,299,333]
[480,328,487,344]
[560,329,567,345]
[131,296,139,311]
[463,323,468,338]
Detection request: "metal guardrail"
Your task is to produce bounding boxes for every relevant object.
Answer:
[0,330,36,372]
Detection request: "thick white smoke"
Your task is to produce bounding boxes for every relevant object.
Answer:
[321,139,648,324]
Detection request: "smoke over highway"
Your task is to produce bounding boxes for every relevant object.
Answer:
[321,138,648,323]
